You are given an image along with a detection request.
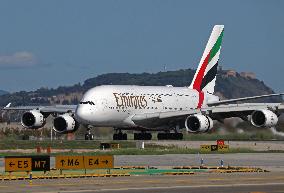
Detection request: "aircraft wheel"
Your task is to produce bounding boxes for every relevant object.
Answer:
[89,134,94,140]
[177,133,183,140]
[113,133,118,140]
[134,133,140,140]
[157,133,164,140]
[123,133,127,140]
[146,133,152,140]
[85,134,90,140]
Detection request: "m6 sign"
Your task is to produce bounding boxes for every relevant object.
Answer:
[55,155,113,170]
[55,156,84,169]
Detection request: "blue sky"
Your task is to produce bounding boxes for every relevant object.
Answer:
[0,0,283,92]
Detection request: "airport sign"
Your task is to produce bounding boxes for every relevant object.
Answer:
[55,155,114,170]
[218,145,229,152]
[56,156,85,170]
[211,145,218,151]
[31,156,50,171]
[84,155,113,169]
[200,145,229,152]
[5,157,32,172]
[5,156,50,172]
[200,145,211,152]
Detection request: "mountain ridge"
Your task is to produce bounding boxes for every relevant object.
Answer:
[0,68,281,106]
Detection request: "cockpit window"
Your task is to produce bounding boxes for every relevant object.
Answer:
[79,101,95,105]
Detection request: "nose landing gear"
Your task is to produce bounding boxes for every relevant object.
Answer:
[85,126,94,140]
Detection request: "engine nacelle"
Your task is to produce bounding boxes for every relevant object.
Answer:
[53,114,79,134]
[185,114,213,133]
[21,110,46,129]
[250,110,278,127]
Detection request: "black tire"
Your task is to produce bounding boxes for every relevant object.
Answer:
[177,133,183,140]
[85,134,90,140]
[113,134,118,140]
[146,133,152,140]
[117,133,123,140]
[123,133,127,140]
[134,133,140,140]
[157,133,164,140]
[89,134,94,140]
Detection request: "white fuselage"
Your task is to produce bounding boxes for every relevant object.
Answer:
[74,85,218,128]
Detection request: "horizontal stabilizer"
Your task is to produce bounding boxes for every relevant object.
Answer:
[5,103,11,108]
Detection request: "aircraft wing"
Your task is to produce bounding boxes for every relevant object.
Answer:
[3,105,77,114]
[207,93,284,106]
[131,103,284,128]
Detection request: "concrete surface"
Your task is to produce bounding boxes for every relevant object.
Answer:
[147,140,284,151]
[0,172,283,193]
[115,153,284,171]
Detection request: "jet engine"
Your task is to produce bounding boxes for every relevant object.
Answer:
[250,110,278,127]
[21,110,46,129]
[185,114,213,133]
[53,114,79,134]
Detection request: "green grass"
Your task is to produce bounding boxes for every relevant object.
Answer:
[182,131,282,141]
[0,139,137,150]
[1,147,284,157]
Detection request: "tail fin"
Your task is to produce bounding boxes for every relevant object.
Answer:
[189,25,224,94]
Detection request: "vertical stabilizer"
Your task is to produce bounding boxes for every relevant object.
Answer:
[189,25,224,95]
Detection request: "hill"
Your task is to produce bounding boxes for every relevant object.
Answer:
[0,68,281,106]
[0,90,9,96]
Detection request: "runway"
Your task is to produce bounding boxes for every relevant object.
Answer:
[1,152,284,192]
[115,153,284,171]
[0,172,284,193]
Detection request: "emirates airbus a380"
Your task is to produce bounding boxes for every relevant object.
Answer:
[5,25,284,140]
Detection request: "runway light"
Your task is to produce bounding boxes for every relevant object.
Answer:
[220,159,224,167]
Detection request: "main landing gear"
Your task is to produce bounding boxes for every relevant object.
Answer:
[113,131,127,140]
[134,132,152,140]
[85,127,94,140]
[157,132,183,140]
[157,125,183,140]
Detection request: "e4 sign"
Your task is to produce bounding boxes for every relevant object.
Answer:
[84,155,113,169]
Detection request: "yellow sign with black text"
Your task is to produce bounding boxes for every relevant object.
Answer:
[218,145,229,152]
[200,145,211,152]
[84,155,113,169]
[5,157,32,172]
[200,145,229,152]
[55,155,114,170]
[55,156,84,170]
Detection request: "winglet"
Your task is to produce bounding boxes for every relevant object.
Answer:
[5,103,11,108]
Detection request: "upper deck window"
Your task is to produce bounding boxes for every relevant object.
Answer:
[79,101,95,105]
